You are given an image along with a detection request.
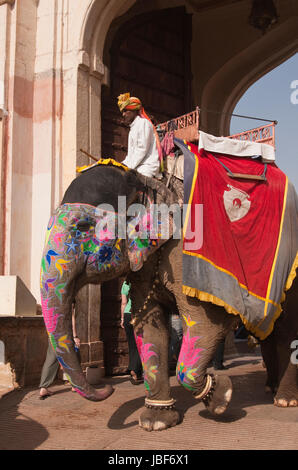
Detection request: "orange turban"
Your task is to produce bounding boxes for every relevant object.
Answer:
[117,93,142,112]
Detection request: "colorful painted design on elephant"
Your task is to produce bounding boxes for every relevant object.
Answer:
[40,204,124,375]
[41,294,73,353]
[41,204,124,298]
[41,297,59,334]
[62,372,88,398]
[176,315,205,392]
[127,211,161,258]
[135,333,158,395]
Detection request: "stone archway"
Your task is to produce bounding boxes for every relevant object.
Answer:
[74,0,138,376]
[77,0,195,375]
[76,0,298,376]
[100,5,193,374]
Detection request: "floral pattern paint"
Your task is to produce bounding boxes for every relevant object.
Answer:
[127,210,162,271]
[135,333,158,395]
[177,315,205,392]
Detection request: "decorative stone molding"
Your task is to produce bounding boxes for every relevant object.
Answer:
[0,0,15,6]
[77,50,109,85]
[91,56,106,79]
[89,56,109,86]
[78,50,90,72]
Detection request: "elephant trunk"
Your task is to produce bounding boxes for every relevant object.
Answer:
[40,205,115,402]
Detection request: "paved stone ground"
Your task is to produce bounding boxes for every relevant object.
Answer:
[0,352,297,451]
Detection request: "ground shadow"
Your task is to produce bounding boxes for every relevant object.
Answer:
[107,367,275,430]
[107,395,145,429]
[228,369,274,408]
[225,358,261,368]
[0,389,49,450]
[104,375,133,386]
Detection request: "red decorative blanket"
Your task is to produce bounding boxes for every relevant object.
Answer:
[176,139,298,340]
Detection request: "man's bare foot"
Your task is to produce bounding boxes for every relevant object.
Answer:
[130,371,143,385]
[39,388,53,400]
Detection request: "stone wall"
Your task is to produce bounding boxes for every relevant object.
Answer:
[0,316,48,388]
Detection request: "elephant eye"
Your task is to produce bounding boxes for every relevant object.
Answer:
[77,221,91,232]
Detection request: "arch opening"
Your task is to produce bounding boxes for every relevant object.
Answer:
[230,53,298,191]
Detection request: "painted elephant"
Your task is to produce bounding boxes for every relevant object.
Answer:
[40,159,298,431]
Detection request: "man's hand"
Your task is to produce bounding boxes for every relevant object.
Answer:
[120,318,124,329]
[74,336,81,348]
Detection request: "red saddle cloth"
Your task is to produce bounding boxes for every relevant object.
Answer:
[176,139,298,340]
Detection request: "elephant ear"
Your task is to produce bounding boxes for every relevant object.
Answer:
[126,175,179,271]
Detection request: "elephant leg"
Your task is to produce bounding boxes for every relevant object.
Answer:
[175,297,235,415]
[260,331,279,394]
[274,359,298,407]
[273,274,298,407]
[134,305,180,431]
[273,333,298,407]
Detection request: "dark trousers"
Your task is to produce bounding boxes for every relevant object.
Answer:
[123,313,142,378]
[39,340,81,388]
[169,315,183,362]
[39,341,60,388]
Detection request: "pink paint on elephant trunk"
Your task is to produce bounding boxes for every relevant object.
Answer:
[40,293,114,402]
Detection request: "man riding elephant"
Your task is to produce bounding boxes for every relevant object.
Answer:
[117,92,163,178]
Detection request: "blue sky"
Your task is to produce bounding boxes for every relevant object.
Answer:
[230,53,298,191]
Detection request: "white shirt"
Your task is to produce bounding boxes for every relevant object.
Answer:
[122,115,160,178]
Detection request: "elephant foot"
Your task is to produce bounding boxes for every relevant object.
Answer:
[274,397,298,408]
[75,383,114,402]
[139,399,180,431]
[195,374,233,415]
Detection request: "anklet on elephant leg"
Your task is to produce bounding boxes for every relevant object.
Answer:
[193,374,216,403]
[201,374,217,407]
[145,398,176,410]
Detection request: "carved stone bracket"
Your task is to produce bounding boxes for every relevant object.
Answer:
[91,57,106,80]
[78,50,109,86]
[0,0,15,6]
[78,50,90,72]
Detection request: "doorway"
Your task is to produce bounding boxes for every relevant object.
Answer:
[100,6,193,374]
